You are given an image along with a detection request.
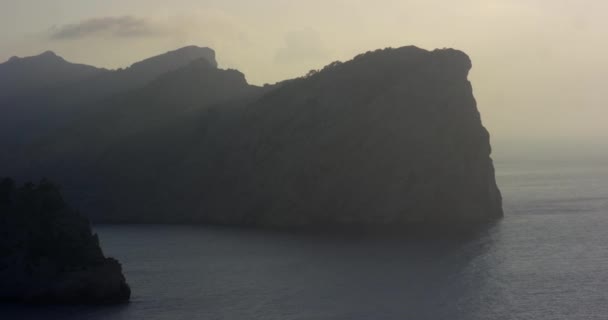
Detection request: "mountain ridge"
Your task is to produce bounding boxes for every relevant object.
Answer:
[2,45,503,227]
[0,45,220,155]
[1,45,217,73]
[0,50,107,99]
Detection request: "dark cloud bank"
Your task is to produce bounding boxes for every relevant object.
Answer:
[50,16,165,40]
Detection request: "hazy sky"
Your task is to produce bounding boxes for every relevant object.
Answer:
[1,0,607,153]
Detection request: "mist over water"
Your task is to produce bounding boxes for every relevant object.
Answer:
[2,159,607,319]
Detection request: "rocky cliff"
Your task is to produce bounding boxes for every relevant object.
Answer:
[183,46,503,227]
[3,45,502,227]
[0,178,130,304]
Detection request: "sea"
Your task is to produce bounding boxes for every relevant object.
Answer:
[2,159,608,319]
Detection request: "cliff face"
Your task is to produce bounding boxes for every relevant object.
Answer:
[0,178,130,304]
[3,45,502,227]
[187,46,503,226]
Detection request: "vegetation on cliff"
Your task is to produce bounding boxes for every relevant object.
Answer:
[0,178,130,304]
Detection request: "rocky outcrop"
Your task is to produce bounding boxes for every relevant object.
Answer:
[3,45,502,227]
[185,46,503,227]
[128,45,218,77]
[0,178,130,304]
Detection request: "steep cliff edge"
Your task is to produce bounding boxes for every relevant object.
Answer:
[0,178,130,304]
[4,45,502,227]
[165,46,503,226]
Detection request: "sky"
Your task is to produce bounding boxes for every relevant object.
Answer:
[1,0,607,157]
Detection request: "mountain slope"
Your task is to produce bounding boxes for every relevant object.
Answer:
[172,46,503,226]
[5,45,502,227]
[61,46,218,104]
[0,51,106,100]
[16,58,261,219]
[0,46,219,163]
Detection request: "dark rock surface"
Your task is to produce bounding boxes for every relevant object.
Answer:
[2,45,502,228]
[181,46,504,227]
[0,178,130,304]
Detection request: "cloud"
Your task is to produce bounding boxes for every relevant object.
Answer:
[49,16,167,40]
[274,29,329,64]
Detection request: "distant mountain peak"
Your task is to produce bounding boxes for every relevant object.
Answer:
[0,50,104,99]
[3,50,65,65]
[129,46,218,71]
[167,46,217,66]
[173,45,213,53]
[38,51,66,63]
[40,50,59,58]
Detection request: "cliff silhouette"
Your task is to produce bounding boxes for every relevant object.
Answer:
[0,178,130,304]
[1,45,502,227]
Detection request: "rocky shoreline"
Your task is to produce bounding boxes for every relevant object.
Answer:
[0,178,130,304]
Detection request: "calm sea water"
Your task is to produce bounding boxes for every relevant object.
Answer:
[2,161,608,319]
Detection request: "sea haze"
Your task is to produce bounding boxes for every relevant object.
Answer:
[2,160,607,319]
